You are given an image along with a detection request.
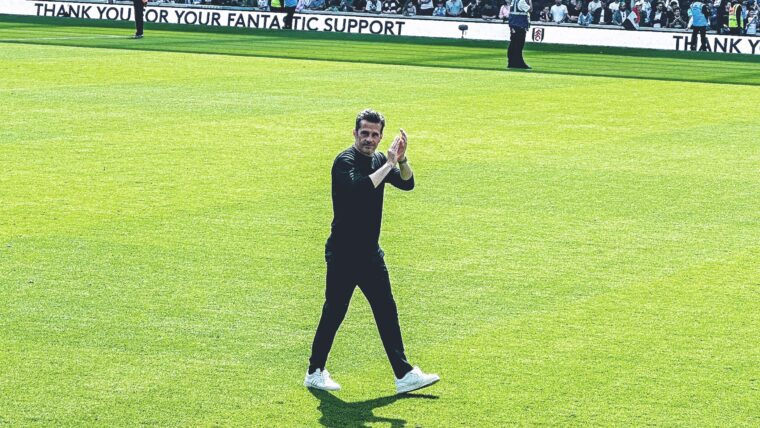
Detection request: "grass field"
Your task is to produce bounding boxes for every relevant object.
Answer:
[1,14,759,426]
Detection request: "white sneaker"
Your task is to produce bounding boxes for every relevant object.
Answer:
[304,368,341,391]
[395,366,440,394]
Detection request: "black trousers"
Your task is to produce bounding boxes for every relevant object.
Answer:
[690,26,709,51]
[308,248,413,379]
[284,6,296,29]
[507,26,528,68]
[132,0,144,36]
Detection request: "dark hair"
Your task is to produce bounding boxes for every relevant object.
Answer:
[355,109,386,132]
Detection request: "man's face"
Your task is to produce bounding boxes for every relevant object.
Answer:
[555,0,561,5]
[353,120,383,157]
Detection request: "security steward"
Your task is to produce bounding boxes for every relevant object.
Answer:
[132,0,148,39]
[689,0,711,51]
[728,0,745,35]
[508,0,533,69]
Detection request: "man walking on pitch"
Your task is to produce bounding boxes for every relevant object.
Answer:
[508,0,533,69]
[305,109,440,394]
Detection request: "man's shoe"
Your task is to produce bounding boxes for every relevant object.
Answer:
[133,34,143,39]
[304,368,341,391]
[395,366,440,394]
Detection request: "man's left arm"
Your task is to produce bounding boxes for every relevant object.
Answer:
[384,129,415,191]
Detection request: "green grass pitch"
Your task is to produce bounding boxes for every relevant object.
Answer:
[1,14,759,426]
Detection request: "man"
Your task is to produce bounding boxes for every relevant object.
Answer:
[651,1,669,27]
[613,0,628,24]
[507,0,532,69]
[132,0,147,39]
[366,0,383,12]
[383,0,401,13]
[608,0,620,14]
[284,0,298,29]
[588,0,603,16]
[550,0,570,23]
[305,109,440,395]
[446,0,465,15]
[689,0,710,50]
[593,0,612,23]
[727,0,745,34]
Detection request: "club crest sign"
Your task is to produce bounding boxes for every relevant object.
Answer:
[532,27,545,42]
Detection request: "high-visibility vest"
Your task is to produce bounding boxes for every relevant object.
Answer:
[728,4,743,28]
[508,0,530,28]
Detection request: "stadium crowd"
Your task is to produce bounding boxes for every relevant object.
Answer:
[132,0,759,34]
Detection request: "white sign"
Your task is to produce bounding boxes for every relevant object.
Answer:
[3,0,760,55]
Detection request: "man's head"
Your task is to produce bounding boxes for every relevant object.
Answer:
[555,0,562,5]
[353,109,385,157]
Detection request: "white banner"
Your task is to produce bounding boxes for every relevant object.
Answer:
[2,0,760,55]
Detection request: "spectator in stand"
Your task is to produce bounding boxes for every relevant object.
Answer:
[650,2,669,26]
[433,0,447,13]
[568,0,582,21]
[354,0,367,9]
[589,0,603,15]
[418,0,435,14]
[338,0,354,10]
[638,0,653,25]
[402,0,418,14]
[716,0,729,33]
[579,0,593,24]
[670,5,688,26]
[466,0,484,16]
[446,0,465,15]
[482,0,499,17]
[366,0,383,12]
[551,0,570,22]
[747,1,758,35]
[540,5,552,20]
[706,0,718,30]
[326,0,340,10]
[666,0,676,18]
[613,0,628,23]
[608,0,620,13]
[309,0,327,9]
[593,0,613,22]
[623,2,642,27]
[499,0,511,20]
[254,0,270,10]
[383,0,401,13]
[689,0,710,50]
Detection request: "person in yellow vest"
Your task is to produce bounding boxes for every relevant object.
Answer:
[271,0,284,13]
[728,0,745,34]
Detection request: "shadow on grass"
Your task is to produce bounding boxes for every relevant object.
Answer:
[308,388,438,428]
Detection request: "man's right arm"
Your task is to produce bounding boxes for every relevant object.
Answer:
[333,155,397,191]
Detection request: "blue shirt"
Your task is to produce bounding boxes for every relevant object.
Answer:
[690,2,708,26]
[446,0,464,15]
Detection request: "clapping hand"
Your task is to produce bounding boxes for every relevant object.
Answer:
[387,129,408,166]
